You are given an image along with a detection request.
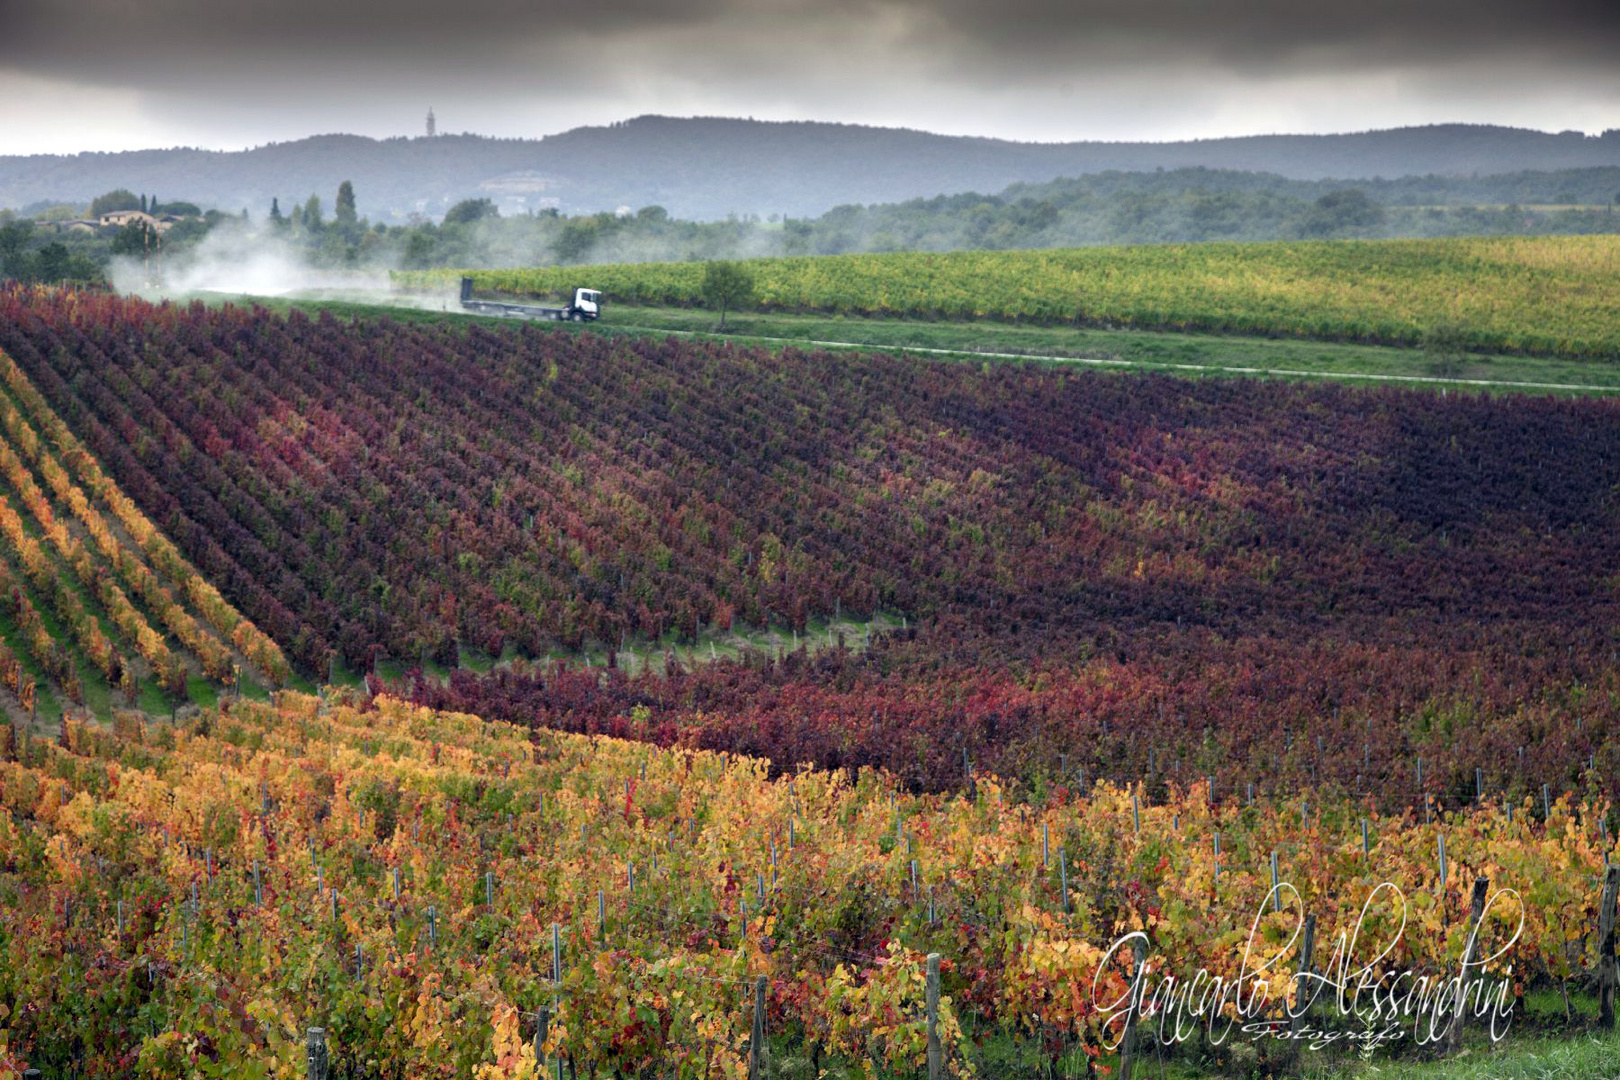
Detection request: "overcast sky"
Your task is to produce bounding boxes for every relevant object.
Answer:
[2,0,1618,155]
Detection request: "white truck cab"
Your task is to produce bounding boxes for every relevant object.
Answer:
[573,288,602,319]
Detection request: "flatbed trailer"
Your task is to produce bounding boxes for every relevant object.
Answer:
[459,276,602,321]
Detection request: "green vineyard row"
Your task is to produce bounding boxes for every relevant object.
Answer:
[399,235,1620,361]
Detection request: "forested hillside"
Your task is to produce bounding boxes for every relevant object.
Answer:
[5,118,1619,221]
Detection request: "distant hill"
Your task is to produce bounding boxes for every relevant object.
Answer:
[4,117,1620,222]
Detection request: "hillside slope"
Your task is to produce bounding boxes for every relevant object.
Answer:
[2,285,1617,794]
[5,118,1620,221]
[7,692,1615,1077]
[0,343,288,725]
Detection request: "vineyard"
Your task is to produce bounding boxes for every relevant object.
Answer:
[3,692,1619,1079]
[398,235,1620,361]
[0,286,1617,798]
[0,339,288,727]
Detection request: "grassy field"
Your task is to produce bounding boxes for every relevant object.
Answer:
[211,292,1620,396]
[397,235,1620,362]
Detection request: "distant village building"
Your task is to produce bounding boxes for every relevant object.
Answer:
[41,208,194,236]
[98,209,171,231]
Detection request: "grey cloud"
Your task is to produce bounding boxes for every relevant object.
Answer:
[8,0,1618,82]
[0,0,1616,153]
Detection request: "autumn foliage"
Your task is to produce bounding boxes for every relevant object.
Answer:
[2,693,1616,1077]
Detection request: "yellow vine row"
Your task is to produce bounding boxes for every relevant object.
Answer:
[0,348,289,684]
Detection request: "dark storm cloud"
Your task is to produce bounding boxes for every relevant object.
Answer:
[915,0,1620,70]
[1,0,1616,153]
[6,0,1618,84]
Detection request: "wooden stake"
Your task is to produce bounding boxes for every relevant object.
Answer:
[1599,865,1620,1029]
[552,923,562,983]
[926,953,943,1080]
[1119,937,1148,1080]
[749,975,768,1080]
[306,1027,329,1080]
[1449,877,1489,1051]
[1291,914,1317,1039]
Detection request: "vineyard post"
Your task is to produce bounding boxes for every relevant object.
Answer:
[749,974,768,1080]
[926,952,942,1080]
[1543,783,1551,822]
[1132,794,1140,835]
[1361,819,1370,857]
[306,1027,328,1080]
[1270,851,1280,913]
[253,861,262,906]
[1599,864,1620,1028]
[1059,848,1070,913]
[486,870,494,908]
[1042,822,1049,868]
[534,1006,551,1069]
[22,1070,40,1080]
[1449,877,1489,1052]
[1475,767,1484,802]
[428,904,437,947]
[392,866,400,901]
[1119,936,1148,1080]
[552,923,564,1080]
[1290,914,1317,1040]
[598,889,606,940]
[1212,833,1220,883]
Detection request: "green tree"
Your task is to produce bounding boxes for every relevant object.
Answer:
[302,194,323,230]
[336,180,358,225]
[443,198,497,226]
[110,221,158,257]
[402,229,438,268]
[0,219,33,280]
[1423,319,1470,378]
[552,218,600,264]
[34,243,73,282]
[701,260,756,330]
[269,198,284,226]
[89,189,141,217]
[1301,188,1385,238]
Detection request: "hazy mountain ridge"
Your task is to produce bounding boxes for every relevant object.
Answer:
[5,116,1620,222]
